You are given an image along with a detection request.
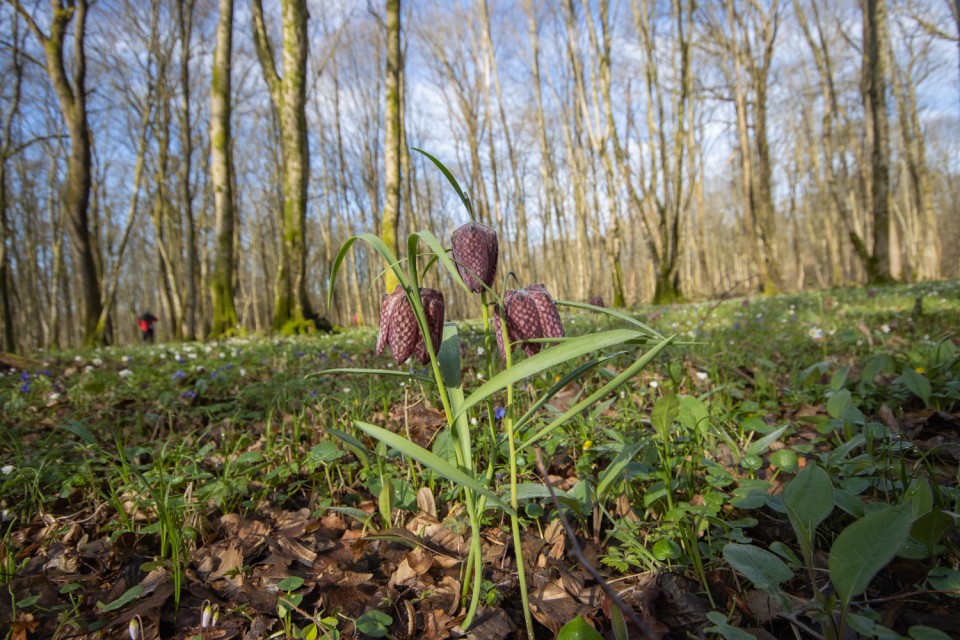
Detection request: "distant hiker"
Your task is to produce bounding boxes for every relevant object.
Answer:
[137,312,158,343]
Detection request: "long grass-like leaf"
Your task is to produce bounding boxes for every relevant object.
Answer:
[411,148,472,219]
[512,356,614,433]
[517,336,674,452]
[308,368,433,384]
[328,233,407,309]
[353,421,513,515]
[557,300,664,339]
[412,230,472,294]
[596,443,644,500]
[457,329,653,420]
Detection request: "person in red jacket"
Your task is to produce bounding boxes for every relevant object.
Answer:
[137,312,158,343]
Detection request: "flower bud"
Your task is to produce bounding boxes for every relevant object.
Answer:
[451,222,498,293]
[376,286,445,365]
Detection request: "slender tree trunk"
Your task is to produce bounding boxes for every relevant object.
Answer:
[209,0,238,338]
[13,0,103,346]
[251,0,317,329]
[178,0,199,340]
[862,0,894,283]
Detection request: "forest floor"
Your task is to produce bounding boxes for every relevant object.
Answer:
[1,281,959,640]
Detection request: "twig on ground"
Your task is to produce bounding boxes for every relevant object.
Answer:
[534,448,657,638]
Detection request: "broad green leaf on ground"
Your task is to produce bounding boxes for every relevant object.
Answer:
[829,504,914,606]
[556,615,605,640]
[722,543,794,592]
[784,464,834,547]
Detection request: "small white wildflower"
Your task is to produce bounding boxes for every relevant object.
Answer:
[470,417,478,426]
[476,347,485,356]
[239,368,247,377]
[649,380,659,389]
[218,352,226,359]
[173,352,181,360]
[808,327,824,340]
[49,392,61,402]
[185,345,194,352]
[342,387,352,394]
[881,324,891,334]
[194,365,205,373]
[188,352,198,359]
[619,390,626,399]
[159,353,166,359]
[74,356,83,363]
[92,358,103,367]
[122,355,131,363]
[119,369,133,378]
[696,371,709,381]
[84,365,94,373]
[477,373,485,380]
[1,465,14,475]
[1,509,10,521]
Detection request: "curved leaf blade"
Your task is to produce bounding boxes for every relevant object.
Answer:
[353,421,513,516]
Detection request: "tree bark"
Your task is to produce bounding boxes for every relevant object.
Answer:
[13,0,103,345]
[177,0,200,340]
[862,0,894,283]
[251,0,317,330]
[209,0,238,338]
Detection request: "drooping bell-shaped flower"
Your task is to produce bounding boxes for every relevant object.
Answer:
[377,286,445,365]
[451,221,498,293]
[493,283,564,359]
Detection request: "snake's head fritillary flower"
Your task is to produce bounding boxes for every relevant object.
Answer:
[451,221,498,293]
[377,286,445,365]
[493,284,564,359]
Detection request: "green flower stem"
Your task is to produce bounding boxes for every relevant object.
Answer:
[404,270,485,630]
[503,325,536,640]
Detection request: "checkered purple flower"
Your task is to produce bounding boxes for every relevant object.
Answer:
[377,286,445,365]
[451,222,498,293]
[493,283,564,359]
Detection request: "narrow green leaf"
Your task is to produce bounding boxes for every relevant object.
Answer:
[458,329,668,420]
[327,428,371,469]
[596,443,644,500]
[411,148,472,218]
[411,230,472,294]
[514,356,613,433]
[97,585,144,612]
[437,322,462,389]
[829,504,914,606]
[517,337,674,452]
[556,615,605,640]
[308,368,433,384]
[353,421,513,515]
[746,424,790,455]
[60,421,97,445]
[327,233,407,309]
[556,299,664,338]
[722,543,794,592]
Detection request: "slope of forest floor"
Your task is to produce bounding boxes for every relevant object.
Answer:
[1,281,959,640]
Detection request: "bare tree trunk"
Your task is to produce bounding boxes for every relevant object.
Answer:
[178,0,199,340]
[251,0,317,329]
[13,0,103,346]
[209,0,238,338]
[861,0,895,283]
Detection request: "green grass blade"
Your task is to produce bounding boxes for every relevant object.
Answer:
[517,337,674,452]
[457,329,653,420]
[353,421,513,515]
[596,443,644,501]
[308,368,433,384]
[557,299,665,338]
[513,356,613,433]
[411,230,471,294]
[328,233,407,309]
[411,148,472,218]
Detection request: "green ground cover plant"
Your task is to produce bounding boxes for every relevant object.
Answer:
[1,276,958,639]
